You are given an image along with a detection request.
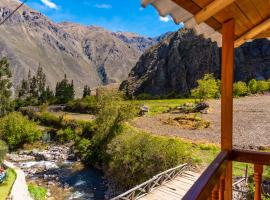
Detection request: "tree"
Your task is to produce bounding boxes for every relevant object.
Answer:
[39,86,55,103]
[36,65,46,96]
[191,74,220,101]
[55,74,75,104]
[0,57,13,116]
[17,78,29,99]
[83,85,91,98]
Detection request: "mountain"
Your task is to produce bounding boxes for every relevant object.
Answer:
[120,29,270,98]
[0,0,158,95]
[111,32,157,52]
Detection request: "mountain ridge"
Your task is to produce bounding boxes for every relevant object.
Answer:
[0,0,160,95]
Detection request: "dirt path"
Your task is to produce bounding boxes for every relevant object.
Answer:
[131,95,270,149]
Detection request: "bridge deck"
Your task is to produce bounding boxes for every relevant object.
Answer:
[138,171,200,200]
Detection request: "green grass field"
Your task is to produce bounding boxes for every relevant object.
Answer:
[0,168,16,200]
[28,184,47,200]
[131,99,195,116]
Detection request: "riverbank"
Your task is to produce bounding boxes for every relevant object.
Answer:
[7,144,108,200]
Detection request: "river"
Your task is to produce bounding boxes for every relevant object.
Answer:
[7,145,108,200]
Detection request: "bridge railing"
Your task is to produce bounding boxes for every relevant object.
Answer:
[111,163,188,200]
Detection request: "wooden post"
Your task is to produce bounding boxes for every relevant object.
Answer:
[219,176,225,200]
[211,184,219,200]
[221,19,235,200]
[254,164,263,200]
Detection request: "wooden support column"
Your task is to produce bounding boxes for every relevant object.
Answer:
[219,176,225,200]
[221,19,235,200]
[254,164,263,200]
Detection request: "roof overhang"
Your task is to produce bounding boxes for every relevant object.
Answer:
[142,0,270,48]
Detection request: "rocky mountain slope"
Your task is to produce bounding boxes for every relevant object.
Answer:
[121,29,270,97]
[0,0,157,95]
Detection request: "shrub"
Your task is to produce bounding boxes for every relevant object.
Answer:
[248,79,258,94]
[106,126,194,190]
[28,184,47,200]
[0,112,42,150]
[65,96,98,114]
[0,140,8,163]
[233,81,249,97]
[56,127,75,143]
[257,80,270,93]
[83,90,140,164]
[191,74,220,101]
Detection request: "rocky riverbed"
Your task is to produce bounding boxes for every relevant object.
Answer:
[7,145,108,200]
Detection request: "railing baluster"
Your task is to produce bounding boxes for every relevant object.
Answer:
[219,176,225,200]
[254,164,263,200]
[211,184,219,200]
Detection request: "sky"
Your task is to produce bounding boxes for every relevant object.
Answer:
[25,0,183,37]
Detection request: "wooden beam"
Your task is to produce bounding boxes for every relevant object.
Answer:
[221,19,235,200]
[231,149,270,165]
[235,17,270,47]
[194,0,236,24]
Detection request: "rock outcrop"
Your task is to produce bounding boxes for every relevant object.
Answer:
[121,29,270,97]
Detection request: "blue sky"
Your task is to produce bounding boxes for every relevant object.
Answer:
[25,0,183,37]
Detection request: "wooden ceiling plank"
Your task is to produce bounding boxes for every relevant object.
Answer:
[235,17,270,47]
[250,0,270,20]
[193,0,236,24]
[235,0,263,25]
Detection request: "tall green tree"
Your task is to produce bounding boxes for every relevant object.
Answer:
[83,85,91,98]
[0,57,13,116]
[55,74,75,104]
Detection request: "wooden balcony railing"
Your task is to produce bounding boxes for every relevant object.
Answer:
[183,150,270,200]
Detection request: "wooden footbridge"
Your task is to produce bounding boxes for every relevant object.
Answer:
[111,164,200,200]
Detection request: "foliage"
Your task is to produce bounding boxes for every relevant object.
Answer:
[0,140,8,163]
[136,93,153,100]
[56,127,76,143]
[0,57,13,117]
[257,80,270,93]
[86,89,140,164]
[28,184,47,200]
[105,126,195,190]
[248,79,258,94]
[65,96,98,114]
[55,74,75,104]
[83,85,91,98]
[16,66,55,107]
[0,168,16,200]
[191,74,220,101]
[233,81,249,97]
[0,112,42,150]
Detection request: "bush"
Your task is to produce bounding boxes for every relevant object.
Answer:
[81,90,140,164]
[233,81,249,97]
[257,80,270,93]
[56,127,76,143]
[248,79,258,94]
[0,112,42,150]
[28,184,47,200]
[191,74,220,101]
[0,140,7,163]
[65,96,98,114]
[106,126,194,190]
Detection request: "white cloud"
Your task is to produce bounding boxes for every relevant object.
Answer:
[94,4,112,9]
[41,0,58,9]
[159,16,171,23]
